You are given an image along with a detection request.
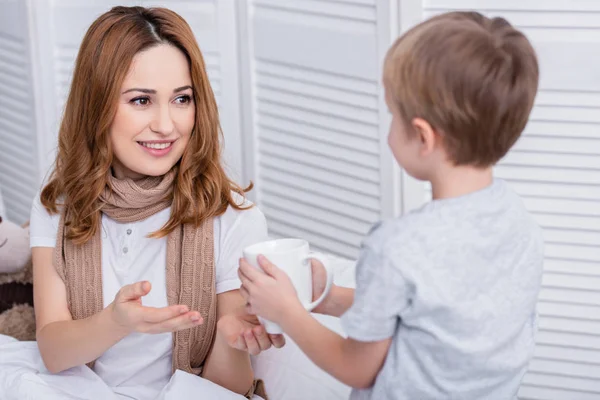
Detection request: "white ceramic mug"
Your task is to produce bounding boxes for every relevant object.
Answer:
[243,238,334,334]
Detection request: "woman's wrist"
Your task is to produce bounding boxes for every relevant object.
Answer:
[314,284,340,316]
[104,302,133,337]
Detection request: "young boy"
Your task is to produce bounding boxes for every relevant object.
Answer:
[238,11,544,400]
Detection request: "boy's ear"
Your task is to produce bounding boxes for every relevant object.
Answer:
[411,118,438,156]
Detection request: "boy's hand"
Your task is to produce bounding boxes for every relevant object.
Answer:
[238,256,305,325]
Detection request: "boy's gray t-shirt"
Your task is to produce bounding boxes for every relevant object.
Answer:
[341,179,544,400]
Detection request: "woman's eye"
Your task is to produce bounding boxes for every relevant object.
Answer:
[175,95,192,105]
[131,97,150,106]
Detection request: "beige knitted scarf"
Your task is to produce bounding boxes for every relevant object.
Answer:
[53,169,216,374]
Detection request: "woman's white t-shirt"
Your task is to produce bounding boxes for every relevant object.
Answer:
[30,193,268,399]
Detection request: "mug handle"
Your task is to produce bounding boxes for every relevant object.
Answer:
[303,252,334,312]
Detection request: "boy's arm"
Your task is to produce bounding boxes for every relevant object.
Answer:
[239,256,396,389]
[280,308,392,389]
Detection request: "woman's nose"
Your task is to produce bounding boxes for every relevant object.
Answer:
[149,106,175,135]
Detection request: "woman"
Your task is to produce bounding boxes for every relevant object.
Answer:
[0,6,282,399]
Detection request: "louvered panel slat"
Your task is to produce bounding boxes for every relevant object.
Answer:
[545,243,600,263]
[268,219,358,259]
[258,101,378,140]
[543,273,600,294]
[260,128,379,169]
[261,194,372,237]
[539,288,600,308]
[505,151,600,170]
[544,259,600,277]
[0,193,33,220]
[544,244,599,266]
[254,0,376,22]
[522,373,600,396]
[536,330,600,352]
[533,213,598,232]
[514,136,600,155]
[419,2,600,398]
[510,181,600,201]
[533,344,600,366]
[263,208,365,248]
[495,165,599,185]
[525,121,599,139]
[0,21,38,224]
[0,154,38,186]
[260,177,377,225]
[260,141,379,183]
[530,105,600,124]
[260,171,380,217]
[542,228,599,247]
[425,0,600,12]
[257,86,379,126]
[255,59,378,96]
[520,385,600,400]
[537,90,600,108]
[538,301,600,322]
[537,317,600,336]
[202,51,221,99]
[523,197,600,217]
[0,160,37,188]
[257,75,378,110]
[260,155,379,197]
[259,115,380,155]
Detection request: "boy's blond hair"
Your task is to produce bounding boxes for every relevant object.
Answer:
[384,11,539,167]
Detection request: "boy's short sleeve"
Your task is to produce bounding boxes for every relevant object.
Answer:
[341,237,411,342]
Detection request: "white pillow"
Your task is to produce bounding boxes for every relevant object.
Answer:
[251,257,356,400]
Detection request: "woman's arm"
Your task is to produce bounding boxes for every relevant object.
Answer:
[33,247,130,373]
[34,247,203,373]
[201,290,254,394]
[315,285,355,317]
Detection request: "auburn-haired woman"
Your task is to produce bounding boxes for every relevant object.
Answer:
[0,6,281,399]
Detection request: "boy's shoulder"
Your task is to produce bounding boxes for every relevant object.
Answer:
[362,212,432,257]
[363,180,543,256]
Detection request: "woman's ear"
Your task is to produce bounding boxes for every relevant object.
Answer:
[411,118,439,157]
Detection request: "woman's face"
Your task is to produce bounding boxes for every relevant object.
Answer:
[110,44,195,180]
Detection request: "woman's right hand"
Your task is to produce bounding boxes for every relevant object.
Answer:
[109,281,203,334]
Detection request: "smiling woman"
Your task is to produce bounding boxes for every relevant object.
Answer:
[0,6,280,400]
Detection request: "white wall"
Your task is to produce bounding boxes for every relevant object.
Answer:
[1,1,599,398]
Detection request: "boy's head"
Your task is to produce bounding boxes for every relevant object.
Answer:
[384,11,539,180]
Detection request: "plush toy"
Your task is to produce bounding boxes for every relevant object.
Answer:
[0,215,36,341]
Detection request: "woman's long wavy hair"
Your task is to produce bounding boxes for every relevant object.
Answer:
[41,6,251,244]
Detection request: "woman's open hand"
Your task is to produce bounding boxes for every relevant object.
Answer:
[108,280,203,334]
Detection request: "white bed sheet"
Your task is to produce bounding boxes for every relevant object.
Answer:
[0,335,262,400]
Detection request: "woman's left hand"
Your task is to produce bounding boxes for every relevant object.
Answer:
[218,308,286,356]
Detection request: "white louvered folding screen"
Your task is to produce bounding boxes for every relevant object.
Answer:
[410,1,600,398]
[0,0,41,224]
[240,0,399,260]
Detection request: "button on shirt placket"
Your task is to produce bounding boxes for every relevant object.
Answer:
[120,226,133,280]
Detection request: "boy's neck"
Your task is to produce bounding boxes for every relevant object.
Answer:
[430,165,494,200]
